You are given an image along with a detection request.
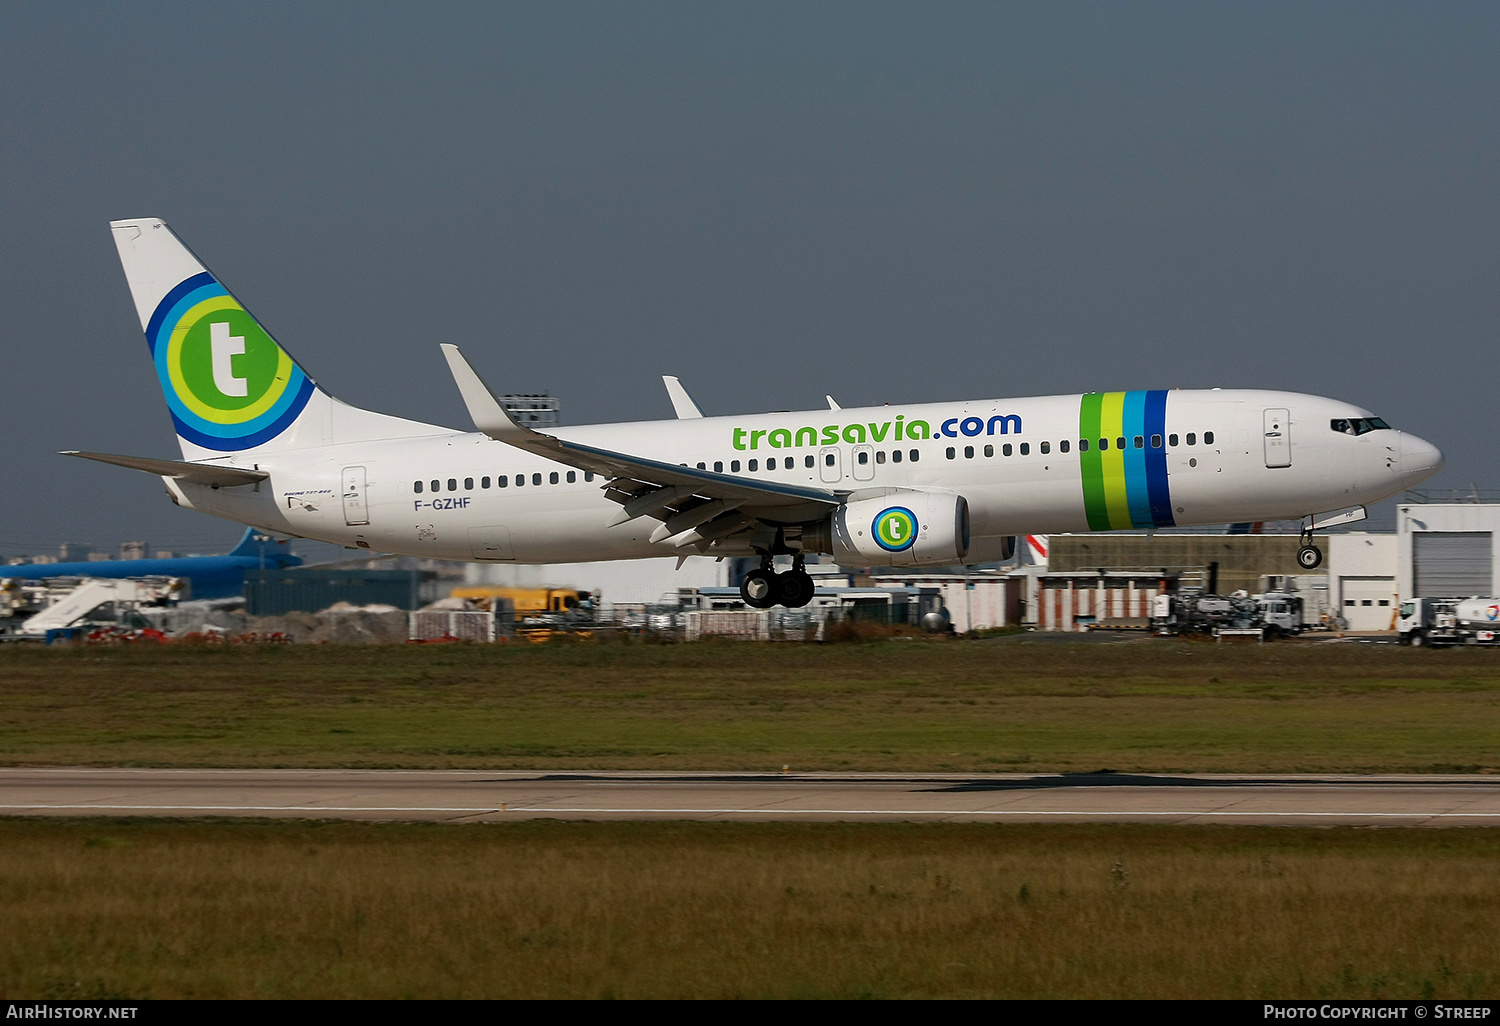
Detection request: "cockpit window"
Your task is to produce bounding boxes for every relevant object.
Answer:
[1331,417,1391,436]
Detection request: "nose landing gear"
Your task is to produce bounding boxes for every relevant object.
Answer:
[1296,525,1323,570]
[738,554,816,609]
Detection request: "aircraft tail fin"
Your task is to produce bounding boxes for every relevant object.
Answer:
[109,218,447,460]
[224,527,300,565]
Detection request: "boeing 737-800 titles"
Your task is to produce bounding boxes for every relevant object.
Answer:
[71,218,1445,609]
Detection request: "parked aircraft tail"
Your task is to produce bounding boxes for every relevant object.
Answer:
[109,218,446,461]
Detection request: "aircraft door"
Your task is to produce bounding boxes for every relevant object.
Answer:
[341,466,370,525]
[851,444,875,481]
[819,446,842,484]
[1263,409,1291,468]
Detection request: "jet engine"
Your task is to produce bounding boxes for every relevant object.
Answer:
[806,490,970,567]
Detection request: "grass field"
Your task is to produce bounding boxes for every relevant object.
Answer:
[1,639,1498,772]
[2,818,1496,999]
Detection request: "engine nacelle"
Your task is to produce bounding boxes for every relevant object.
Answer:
[821,491,970,567]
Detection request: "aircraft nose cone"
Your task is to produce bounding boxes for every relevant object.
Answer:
[1400,433,1444,483]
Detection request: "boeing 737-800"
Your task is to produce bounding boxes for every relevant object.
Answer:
[71,218,1444,609]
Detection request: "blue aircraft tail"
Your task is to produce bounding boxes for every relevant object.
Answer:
[226,528,298,564]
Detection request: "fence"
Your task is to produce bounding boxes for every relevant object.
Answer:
[408,609,498,642]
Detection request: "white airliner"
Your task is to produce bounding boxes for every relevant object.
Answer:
[72,218,1444,609]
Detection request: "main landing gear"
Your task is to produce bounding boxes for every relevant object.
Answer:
[740,555,815,609]
[1297,524,1323,570]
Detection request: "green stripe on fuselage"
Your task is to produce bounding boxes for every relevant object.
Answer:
[1079,393,1109,531]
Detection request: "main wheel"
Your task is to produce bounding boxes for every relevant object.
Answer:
[1296,544,1323,570]
[777,570,816,608]
[739,568,779,609]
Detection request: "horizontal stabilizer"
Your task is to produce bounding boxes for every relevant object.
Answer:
[62,450,268,488]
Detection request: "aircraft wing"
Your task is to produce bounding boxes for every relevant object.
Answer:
[441,345,842,547]
[62,450,269,488]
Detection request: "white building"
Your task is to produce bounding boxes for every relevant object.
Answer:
[1326,533,1398,631]
[1397,502,1500,601]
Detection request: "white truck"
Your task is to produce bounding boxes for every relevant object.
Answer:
[1151,589,1305,638]
[1398,597,1500,647]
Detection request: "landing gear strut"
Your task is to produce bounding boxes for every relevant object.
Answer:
[1296,524,1323,570]
[738,554,816,609]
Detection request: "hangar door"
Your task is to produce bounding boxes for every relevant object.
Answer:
[1412,532,1492,598]
[1340,577,1397,631]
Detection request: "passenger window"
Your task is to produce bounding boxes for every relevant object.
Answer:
[481,477,490,488]
[1116,437,1125,450]
[946,447,956,460]
[1020,442,1030,456]
[876,451,886,464]
[1150,435,1161,449]
[804,455,814,468]
[964,445,974,459]
[749,459,758,471]
[497,476,507,488]
[549,472,559,484]
[1060,440,1070,453]
[431,479,440,492]
[1169,434,1178,446]
[515,475,524,487]
[585,473,594,482]
[909,449,919,462]
[1133,436,1143,449]
[1186,433,1196,446]
[826,454,836,466]
[858,451,868,465]
[1003,443,1012,456]
[1204,431,1214,445]
[1079,439,1088,452]
[983,445,993,458]
[464,477,474,490]
[1099,438,1108,451]
[1040,441,1050,455]
[714,461,723,473]
[731,460,741,472]
[448,478,457,492]
[532,473,542,486]
[696,462,706,470]
[567,471,576,483]
[892,450,903,463]
[413,481,423,493]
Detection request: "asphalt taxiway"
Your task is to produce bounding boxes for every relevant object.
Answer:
[1,769,1498,825]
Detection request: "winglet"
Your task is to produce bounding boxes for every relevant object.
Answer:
[826,395,841,411]
[663,376,704,419]
[440,344,531,442]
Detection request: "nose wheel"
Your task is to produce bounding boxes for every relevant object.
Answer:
[1296,526,1323,570]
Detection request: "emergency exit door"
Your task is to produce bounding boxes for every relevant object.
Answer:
[1263,409,1291,468]
[342,466,369,525]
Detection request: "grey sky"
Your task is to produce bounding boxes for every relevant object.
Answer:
[1,2,1495,556]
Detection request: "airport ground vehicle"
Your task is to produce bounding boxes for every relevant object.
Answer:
[1398,597,1500,647]
[1152,589,1305,638]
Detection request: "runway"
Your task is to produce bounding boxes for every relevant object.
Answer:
[2,769,1499,825]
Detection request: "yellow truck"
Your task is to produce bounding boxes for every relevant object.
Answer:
[449,586,595,641]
